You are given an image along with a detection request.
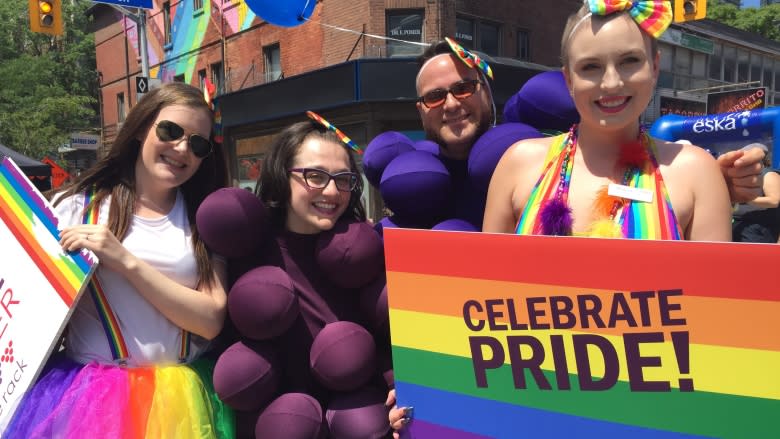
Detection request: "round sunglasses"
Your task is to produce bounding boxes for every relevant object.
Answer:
[288,168,358,192]
[418,79,483,109]
[154,120,213,159]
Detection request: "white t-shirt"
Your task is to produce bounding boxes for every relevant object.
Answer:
[53,190,206,366]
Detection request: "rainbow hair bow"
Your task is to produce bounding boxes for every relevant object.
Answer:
[444,37,494,81]
[306,111,363,155]
[586,0,672,38]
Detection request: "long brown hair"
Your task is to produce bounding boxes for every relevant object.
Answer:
[53,82,230,287]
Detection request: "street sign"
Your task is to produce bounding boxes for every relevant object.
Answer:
[91,0,153,9]
[136,76,148,94]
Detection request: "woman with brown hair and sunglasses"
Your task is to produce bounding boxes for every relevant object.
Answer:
[199,113,391,438]
[4,82,234,438]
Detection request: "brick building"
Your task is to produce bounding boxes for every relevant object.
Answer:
[88,0,582,219]
[89,1,779,219]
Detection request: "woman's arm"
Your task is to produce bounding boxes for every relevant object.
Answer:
[747,171,780,209]
[684,146,733,242]
[60,225,228,340]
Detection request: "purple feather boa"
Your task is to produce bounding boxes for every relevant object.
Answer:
[539,198,572,236]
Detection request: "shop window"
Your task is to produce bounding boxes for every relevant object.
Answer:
[386,10,424,57]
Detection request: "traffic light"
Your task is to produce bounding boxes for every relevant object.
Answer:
[29,0,63,35]
[674,0,706,23]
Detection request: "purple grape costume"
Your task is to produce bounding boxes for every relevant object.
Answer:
[366,70,578,233]
[197,188,391,439]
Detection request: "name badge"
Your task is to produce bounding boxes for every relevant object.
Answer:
[608,183,653,203]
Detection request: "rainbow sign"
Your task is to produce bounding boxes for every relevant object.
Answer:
[0,157,96,429]
[385,229,780,438]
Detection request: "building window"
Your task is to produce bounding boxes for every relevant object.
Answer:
[723,45,736,83]
[737,49,749,82]
[211,62,224,94]
[117,93,126,123]
[750,54,762,83]
[517,30,530,61]
[386,10,424,58]
[163,2,172,46]
[478,22,500,56]
[198,69,207,90]
[264,44,282,82]
[455,17,475,49]
[194,0,204,11]
[456,16,500,56]
[708,43,722,81]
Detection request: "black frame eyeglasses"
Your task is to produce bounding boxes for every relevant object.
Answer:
[154,120,213,159]
[418,79,483,109]
[288,168,359,192]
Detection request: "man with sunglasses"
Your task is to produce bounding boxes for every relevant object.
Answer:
[415,41,494,162]
[368,38,767,232]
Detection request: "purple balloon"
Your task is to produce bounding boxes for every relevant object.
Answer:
[432,218,479,232]
[468,122,542,193]
[255,393,324,439]
[213,340,279,412]
[413,139,440,155]
[229,266,298,340]
[503,70,579,132]
[310,321,376,392]
[363,132,415,187]
[196,188,269,259]
[380,151,452,227]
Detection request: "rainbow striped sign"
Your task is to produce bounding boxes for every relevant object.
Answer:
[0,157,96,429]
[385,229,780,438]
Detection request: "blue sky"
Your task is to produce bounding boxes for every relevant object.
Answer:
[741,0,761,8]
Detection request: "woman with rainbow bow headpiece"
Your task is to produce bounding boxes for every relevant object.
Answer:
[483,0,733,242]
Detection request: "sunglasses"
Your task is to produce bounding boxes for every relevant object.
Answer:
[289,168,358,192]
[154,120,213,159]
[418,79,483,109]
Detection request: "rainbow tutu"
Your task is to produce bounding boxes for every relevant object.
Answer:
[3,354,234,439]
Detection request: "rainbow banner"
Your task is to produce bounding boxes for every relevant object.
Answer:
[385,228,780,438]
[0,157,96,429]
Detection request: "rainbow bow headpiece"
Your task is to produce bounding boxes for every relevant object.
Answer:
[444,37,494,81]
[306,111,362,155]
[586,0,672,38]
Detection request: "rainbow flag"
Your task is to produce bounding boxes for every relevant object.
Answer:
[0,157,96,307]
[385,229,780,438]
